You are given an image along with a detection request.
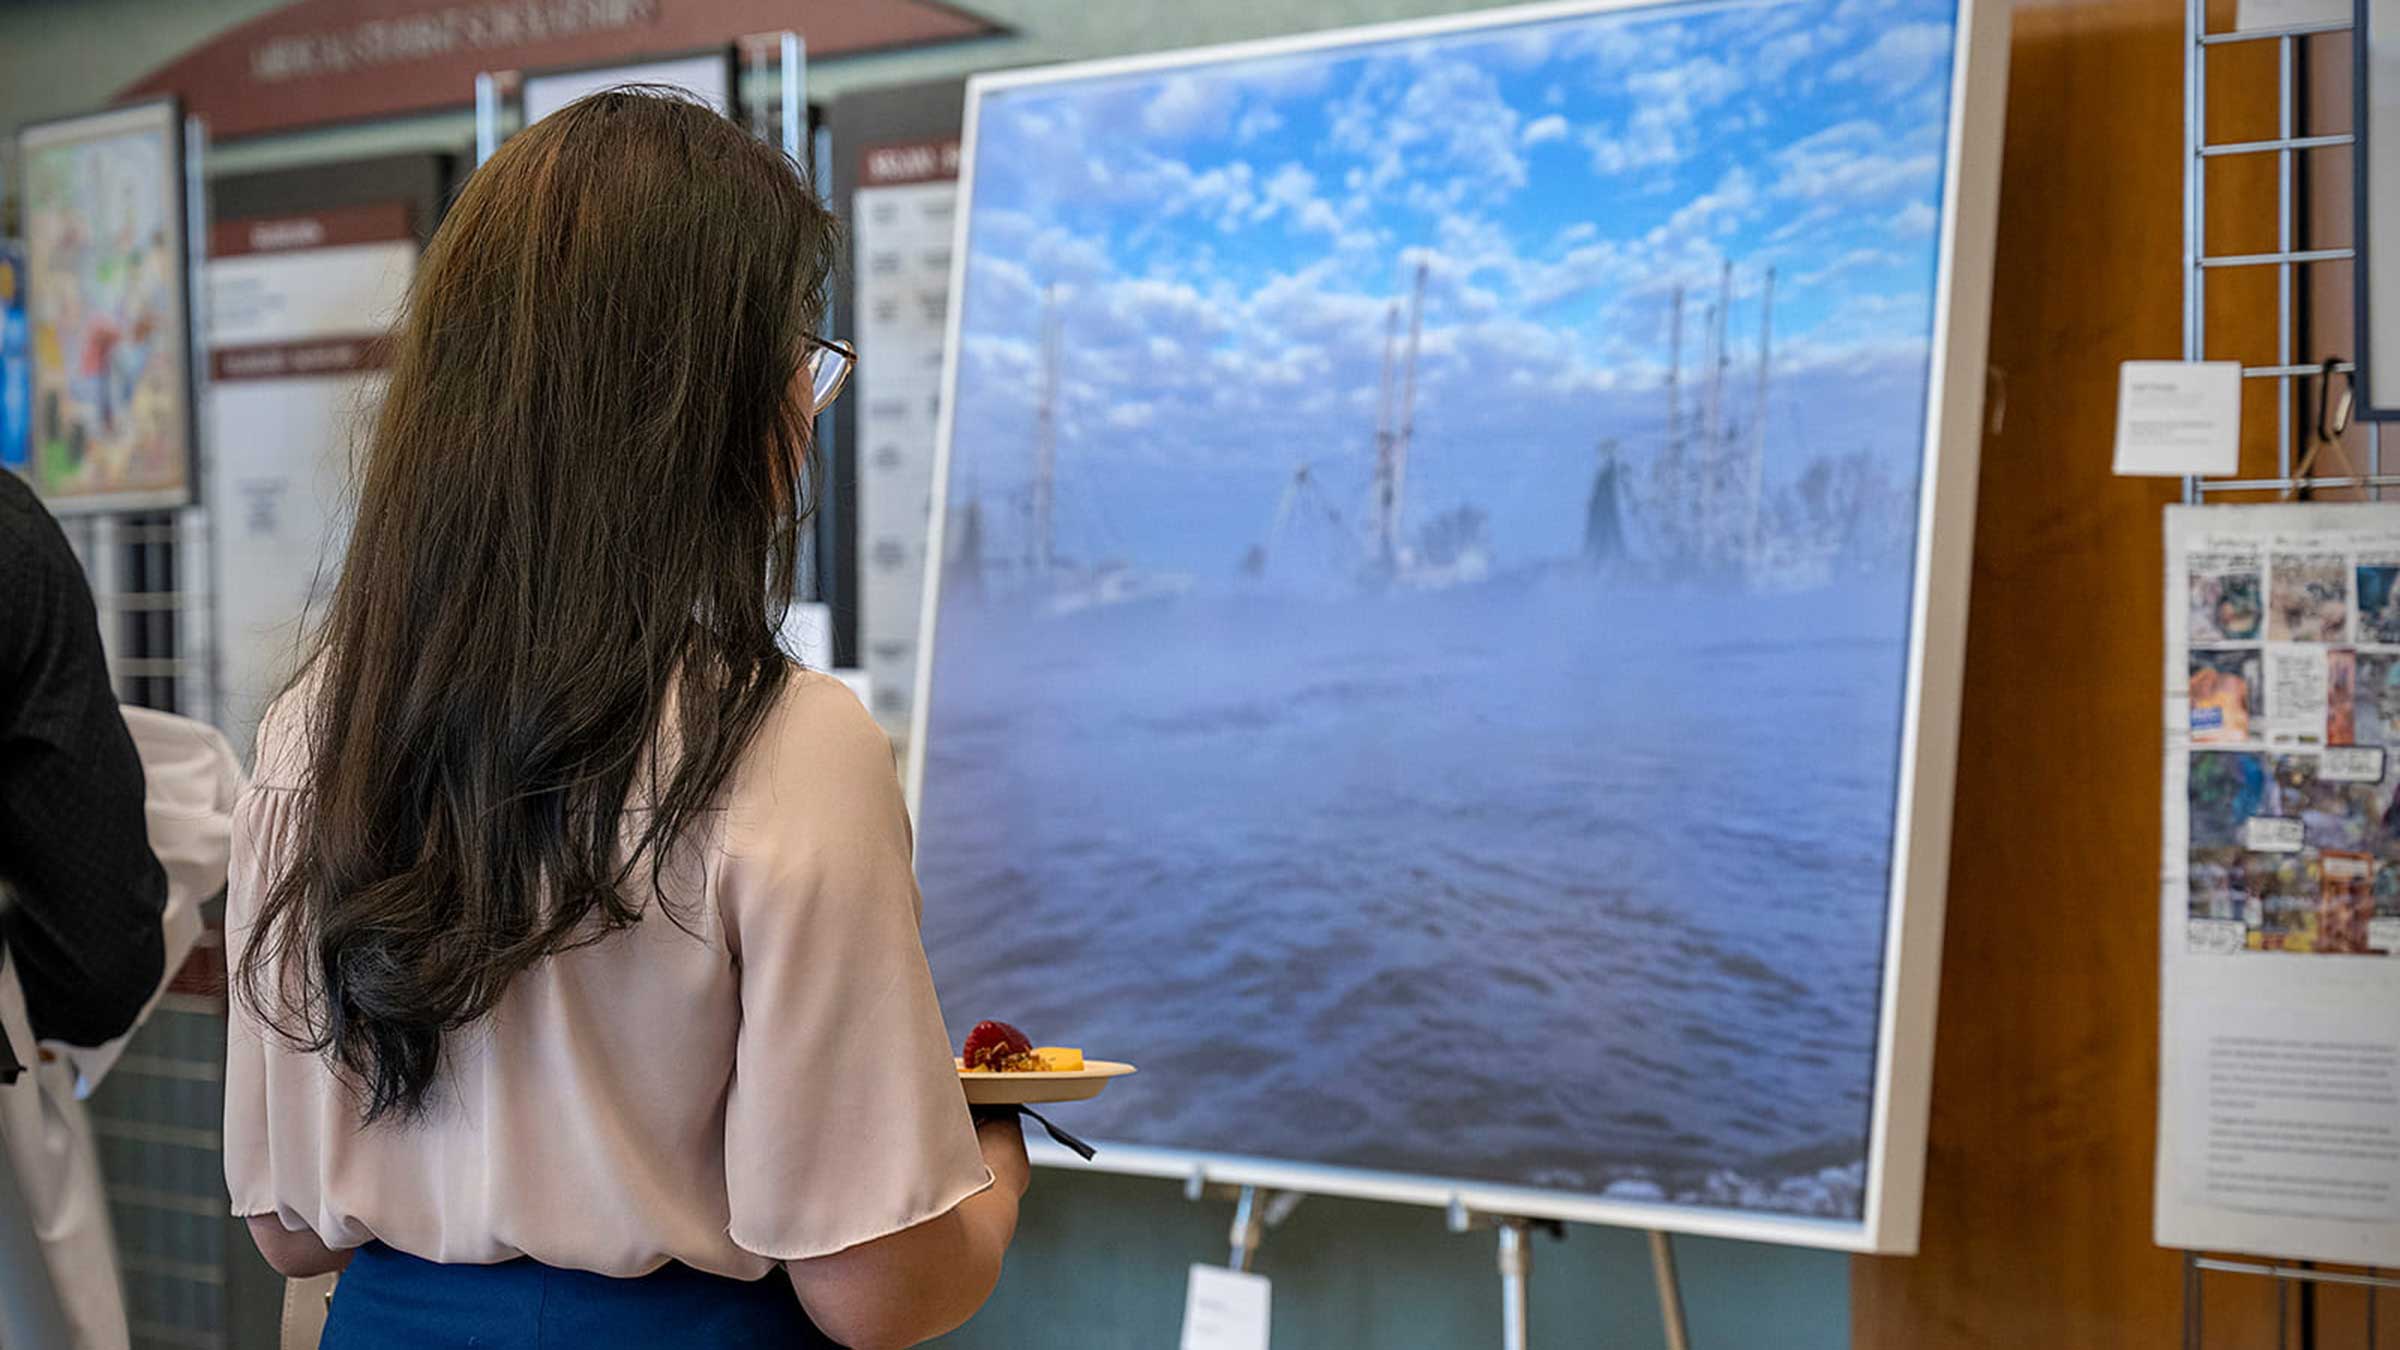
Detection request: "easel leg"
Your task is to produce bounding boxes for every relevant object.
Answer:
[1229,1185,1263,1272]
[1497,1219,1529,1350]
[1648,1230,1691,1350]
[1446,1203,1564,1350]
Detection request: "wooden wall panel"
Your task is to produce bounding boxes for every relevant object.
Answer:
[1845,5,2189,1341]
[1851,0,2396,1343]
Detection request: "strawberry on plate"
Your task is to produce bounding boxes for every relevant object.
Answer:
[961,1020,1035,1072]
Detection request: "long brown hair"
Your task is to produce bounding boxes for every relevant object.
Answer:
[237,90,838,1123]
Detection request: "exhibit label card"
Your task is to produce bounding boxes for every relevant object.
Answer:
[2115,362,2242,477]
[2157,504,2400,1267]
[2233,0,2350,30]
[1180,1265,1270,1350]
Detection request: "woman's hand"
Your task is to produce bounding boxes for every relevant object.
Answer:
[975,1112,1031,1200]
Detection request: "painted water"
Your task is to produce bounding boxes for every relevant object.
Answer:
[917,569,1909,1216]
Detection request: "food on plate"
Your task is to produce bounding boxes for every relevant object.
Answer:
[961,1020,1034,1071]
[960,1020,1083,1072]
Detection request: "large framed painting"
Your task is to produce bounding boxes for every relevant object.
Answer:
[910,0,2008,1252]
[19,98,198,513]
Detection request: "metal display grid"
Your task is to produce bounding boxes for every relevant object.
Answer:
[48,114,245,1350]
[2178,3,2397,1342]
[2184,0,2384,501]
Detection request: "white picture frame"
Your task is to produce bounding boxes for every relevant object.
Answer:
[2360,0,2400,419]
[906,0,2012,1254]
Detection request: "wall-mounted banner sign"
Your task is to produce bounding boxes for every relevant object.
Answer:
[207,201,420,752]
[850,132,961,737]
[118,0,1002,140]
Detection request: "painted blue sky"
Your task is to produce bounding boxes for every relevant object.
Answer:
[946,0,1960,578]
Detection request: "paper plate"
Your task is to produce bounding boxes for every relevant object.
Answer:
[957,1059,1137,1106]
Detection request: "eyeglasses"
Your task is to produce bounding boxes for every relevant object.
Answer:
[804,336,856,415]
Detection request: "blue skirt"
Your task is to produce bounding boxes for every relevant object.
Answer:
[323,1242,840,1349]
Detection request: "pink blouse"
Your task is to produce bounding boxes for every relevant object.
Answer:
[223,671,992,1278]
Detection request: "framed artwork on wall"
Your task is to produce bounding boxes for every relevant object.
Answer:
[19,98,198,513]
[909,0,2011,1253]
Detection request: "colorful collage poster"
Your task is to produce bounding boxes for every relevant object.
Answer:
[2158,504,2400,1266]
[19,99,195,512]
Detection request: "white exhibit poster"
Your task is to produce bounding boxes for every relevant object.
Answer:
[2157,503,2400,1266]
[852,138,959,738]
[522,51,736,126]
[207,204,416,754]
[912,0,2009,1252]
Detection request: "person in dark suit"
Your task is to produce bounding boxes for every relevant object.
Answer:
[0,469,167,1070]
[0,468,172,1350]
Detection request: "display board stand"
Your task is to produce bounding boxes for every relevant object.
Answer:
[1176,1171,1690,1349]
[474,71,508,165]
[2182,0,2383,502]
[477,32,808,164]
[1181,1179,1304,1272]
[45,111,225,1350]
[1446,1203,1586,1350]
[1448,1199,1687,1350]
[2178,2,2391,1342]
[470,34,831,602]
[78,113,220,721]
[2183,1257,2393,1349]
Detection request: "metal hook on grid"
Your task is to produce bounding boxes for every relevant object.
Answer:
[2290,357,2356,499]
[2314,356,2355,444]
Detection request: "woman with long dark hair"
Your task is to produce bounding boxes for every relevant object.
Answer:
[223,90,1027,1349]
